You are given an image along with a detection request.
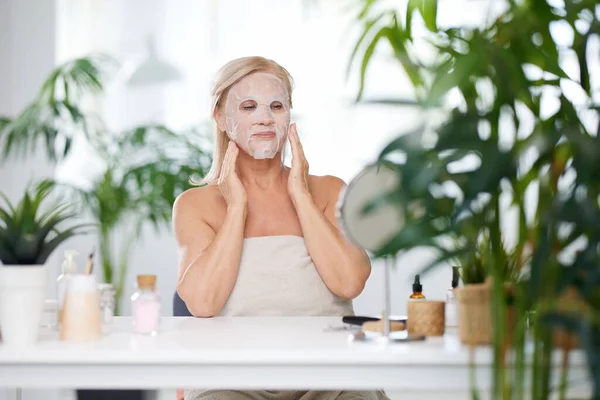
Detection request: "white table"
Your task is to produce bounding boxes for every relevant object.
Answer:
[0,316,591,395]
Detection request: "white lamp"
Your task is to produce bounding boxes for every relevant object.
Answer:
[125,35,182,87]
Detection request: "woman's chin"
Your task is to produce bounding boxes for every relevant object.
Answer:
[251,150,278,160]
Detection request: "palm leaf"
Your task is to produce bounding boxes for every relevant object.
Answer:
[356,25,388,101]
[0,117,10,132]
[406,0,437,33]
[1,55,113,163]
[346,11,388,82]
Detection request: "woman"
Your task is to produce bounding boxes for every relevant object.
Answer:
[173,56,387,400]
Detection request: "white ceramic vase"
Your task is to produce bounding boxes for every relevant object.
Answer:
[0,265,47,346]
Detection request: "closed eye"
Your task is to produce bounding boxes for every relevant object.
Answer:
[271,102,284,111]
[240,100,257,112]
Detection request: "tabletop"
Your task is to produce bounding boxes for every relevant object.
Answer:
[0,316,589,391]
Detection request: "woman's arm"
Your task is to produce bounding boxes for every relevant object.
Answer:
[174,142,248,317]
[292,178,371,300]
[173,192,247,317]
[287,124,371,299]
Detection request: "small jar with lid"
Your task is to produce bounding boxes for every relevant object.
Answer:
[98,283,116,326]
[131,274,161,335]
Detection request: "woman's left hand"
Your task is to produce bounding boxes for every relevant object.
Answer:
[287,123,310,204]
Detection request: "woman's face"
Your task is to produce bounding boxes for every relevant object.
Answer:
[222,72,291,160]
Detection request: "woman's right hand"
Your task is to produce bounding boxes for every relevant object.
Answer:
[218,141,247,208]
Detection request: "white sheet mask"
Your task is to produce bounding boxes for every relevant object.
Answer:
[224,72,291,160]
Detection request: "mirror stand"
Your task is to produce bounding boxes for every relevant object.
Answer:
[381,255,392,339]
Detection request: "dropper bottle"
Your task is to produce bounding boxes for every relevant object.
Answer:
[409,274,426,299]
[445,267,459,327]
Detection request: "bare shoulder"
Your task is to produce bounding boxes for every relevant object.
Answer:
[173,185,224,223]
[307,174,347,208]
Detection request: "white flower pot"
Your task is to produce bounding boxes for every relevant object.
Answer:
[0,265,47,346]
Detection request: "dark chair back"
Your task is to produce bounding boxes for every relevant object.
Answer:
[172,291,193,317]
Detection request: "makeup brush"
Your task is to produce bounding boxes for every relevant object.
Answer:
[84,246,95,275]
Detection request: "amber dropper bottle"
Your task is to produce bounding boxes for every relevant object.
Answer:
[409,274,426,299]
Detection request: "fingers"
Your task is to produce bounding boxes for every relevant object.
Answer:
[289,123,306,163]
[224,142,239,174]
[288,123,298,157]
[221,142,232,179]
[229,142,239,176]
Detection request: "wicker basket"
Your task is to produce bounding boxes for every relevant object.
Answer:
[407,300,445,336]
[552,287,582,349]
[456,279,516,345]
[456,282,492,344]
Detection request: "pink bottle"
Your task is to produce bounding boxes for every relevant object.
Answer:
[131,274,161,335]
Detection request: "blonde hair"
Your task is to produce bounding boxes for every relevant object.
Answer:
[196,56,295,185]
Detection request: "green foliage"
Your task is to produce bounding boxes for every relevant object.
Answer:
[0,55,116,162]
[51,124,212,312]
[349,0,600,398]
[1,54,212,312]
[0,181,89,265]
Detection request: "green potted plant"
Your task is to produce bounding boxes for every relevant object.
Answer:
[0,181,88,346]
[452,230,526,345]
[52,124,212,314]
[349,0,599,398]
[1,55,212,315]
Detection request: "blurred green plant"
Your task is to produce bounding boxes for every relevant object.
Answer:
[1,55,212,313]
[51,124,211,313]
[453,230,528,285]
[0,181,89,266]
[349,0,600,399]
[0,55,114,162]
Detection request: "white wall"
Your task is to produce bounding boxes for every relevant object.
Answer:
[0,0,56,199]
[0,1,72,398]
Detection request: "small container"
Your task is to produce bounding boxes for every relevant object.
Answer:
[408,300,445,336]
[57,249,79,325]
[41,299,58,329]
[409,274,426,300]
[98,283,116,326]
[60,274,102,342]
[445,267,459,328]
[131,275,161,335]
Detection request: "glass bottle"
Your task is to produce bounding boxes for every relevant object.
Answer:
[409,274,426,299]
[131,274,161,335]
[57,249,79,325]
[98,283,116,326]
[445,267,459,328]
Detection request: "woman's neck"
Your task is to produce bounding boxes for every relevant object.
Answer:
[236,150,286,190]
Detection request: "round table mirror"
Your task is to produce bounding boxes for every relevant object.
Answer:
[337,163,403,253]
[336,163,405,341]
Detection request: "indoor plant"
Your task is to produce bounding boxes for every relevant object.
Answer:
[454,231,525,345]
[52,123,212,314]
[1,56,212,315]
[0,55,112,163]
[349,0,599,398]
[0,181,88,345]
